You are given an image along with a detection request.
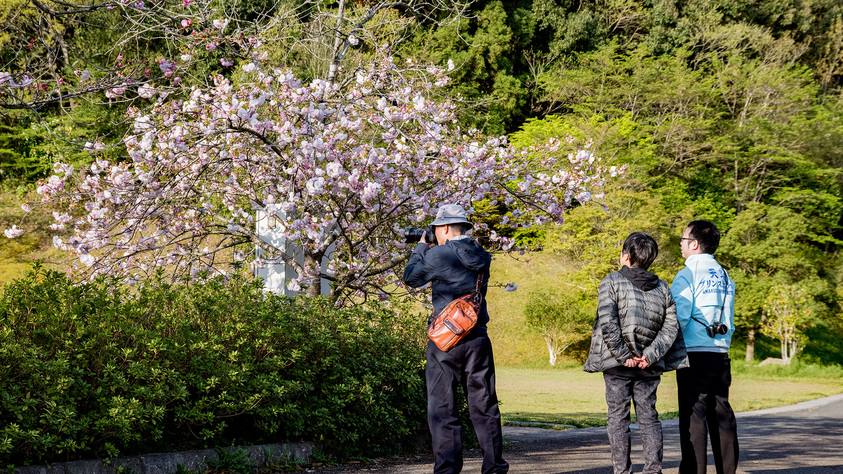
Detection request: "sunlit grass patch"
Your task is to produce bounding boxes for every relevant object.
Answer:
[495,365,843,428]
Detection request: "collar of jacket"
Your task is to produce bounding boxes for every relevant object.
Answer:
[684,253,716,266]
[619,265,659,291]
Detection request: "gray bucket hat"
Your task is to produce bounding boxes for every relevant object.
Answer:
[431,204,473,228]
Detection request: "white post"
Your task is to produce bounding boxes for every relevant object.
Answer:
[255,209,332,297]
[255,209,301,296]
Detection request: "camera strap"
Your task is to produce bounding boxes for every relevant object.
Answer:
[715,268,730,325]
[470,272,485,306]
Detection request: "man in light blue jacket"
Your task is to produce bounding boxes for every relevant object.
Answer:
[671,220,738,474]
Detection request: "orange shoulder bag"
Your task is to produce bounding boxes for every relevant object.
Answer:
[428,273,484,351]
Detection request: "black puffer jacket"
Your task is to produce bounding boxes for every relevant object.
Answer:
[584,270,688,373]
[403,237,492,327]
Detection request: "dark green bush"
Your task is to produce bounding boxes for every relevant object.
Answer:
[0,265,428,464]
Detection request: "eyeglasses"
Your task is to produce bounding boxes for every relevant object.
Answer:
[679,237,697,242]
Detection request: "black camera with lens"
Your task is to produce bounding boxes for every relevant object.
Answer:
[404,225,437,245]
[706,321,729,338]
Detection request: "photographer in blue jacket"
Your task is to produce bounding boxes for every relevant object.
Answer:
[403,204,508,474]
[671,220,738,474]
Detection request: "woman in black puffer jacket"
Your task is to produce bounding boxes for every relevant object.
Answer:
[583,233,688,474]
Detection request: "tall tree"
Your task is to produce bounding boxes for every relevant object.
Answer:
[0,0,471,116]
[719,202,834,360]
[762,284,813,364]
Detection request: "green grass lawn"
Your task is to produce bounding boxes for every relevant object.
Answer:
[495,363,843,428]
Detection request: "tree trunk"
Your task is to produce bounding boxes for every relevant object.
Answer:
[545,337,557,366]
[327,0,346,85]
[745,328,756,361]
[782,337,791,364]
[304,252,321,298]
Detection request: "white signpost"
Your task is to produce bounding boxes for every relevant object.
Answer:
[255,209,331,296]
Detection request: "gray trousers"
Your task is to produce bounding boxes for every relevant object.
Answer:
[604,373,663,474]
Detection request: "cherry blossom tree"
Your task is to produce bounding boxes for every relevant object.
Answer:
[12,50,609,300]
[4,0,615,302]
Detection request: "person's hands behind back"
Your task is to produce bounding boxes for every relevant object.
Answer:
[624,356,650,369]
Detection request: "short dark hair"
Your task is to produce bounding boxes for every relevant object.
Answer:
[622,232,658,270]
[449,222,472,235]
[687,220,720,254]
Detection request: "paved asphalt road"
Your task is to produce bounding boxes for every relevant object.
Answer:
[312,393,843,473]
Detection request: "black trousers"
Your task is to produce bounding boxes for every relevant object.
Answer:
[677,352,739,474]
[426,329,508,474]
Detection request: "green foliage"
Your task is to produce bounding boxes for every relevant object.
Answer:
[0,265,428,464]
[730,357,843,379]
[0,103,126,189]
[207,448,257,474]
[544,188,679,286]
[524,288,593,365]
[762,284,814,363]
[471,197,544,247]
[403,0,528,133]
[721,203,812,277]
[801,320,843,366]
[720,202,833,334]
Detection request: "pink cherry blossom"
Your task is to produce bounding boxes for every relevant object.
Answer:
[3,226,22,238]
[158,59,177,76]
[105,86,126,98]
[25,52,614,301]
[137,83,157,98]
[286,279,301,292]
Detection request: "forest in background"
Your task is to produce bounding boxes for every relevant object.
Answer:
[2,0,842,364]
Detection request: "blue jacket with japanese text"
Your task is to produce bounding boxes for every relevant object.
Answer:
[670,253,735,352]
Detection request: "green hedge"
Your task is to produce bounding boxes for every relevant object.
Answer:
[0,265,428,464]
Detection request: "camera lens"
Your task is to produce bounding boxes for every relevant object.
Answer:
[706,325,716,338]
[706,322,728,338]
[404,227,424,244]
[403,226,439,245]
